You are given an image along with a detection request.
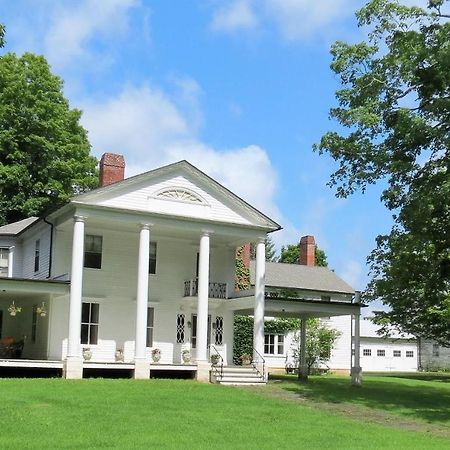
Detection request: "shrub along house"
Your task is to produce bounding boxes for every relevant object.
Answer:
[0,154,363,384]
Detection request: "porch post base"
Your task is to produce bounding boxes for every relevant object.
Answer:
[298,365,309,382]
[63,358,83,379]
[134,359,150,379]
[351,366,362,387]
[196,361,211,383]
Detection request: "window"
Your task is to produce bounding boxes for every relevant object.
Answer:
[377,349,385,357]
[0,248,9,277]
[176,314,185,344]
[363,349,372,356]
[264,334,285,355]
[393,350,401,357]
[34,240,40,272]
[146,308,154,347]
[406,350,414,358]
[81,302,99,345]
[84,235,102,269]
[31,305,38,343]
[0,310,3,338]
[149,242,157,274]
[321,295,331,302]
[433,343,440,357]
[190,314,211,348]
[214,316,223,345]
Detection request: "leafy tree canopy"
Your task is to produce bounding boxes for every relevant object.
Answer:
[316,0,450,344]
[250,235,278,262]
[0,51,98,225]
[279,244,328,267]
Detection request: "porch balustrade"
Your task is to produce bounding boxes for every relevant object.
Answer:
[183,280,228,299]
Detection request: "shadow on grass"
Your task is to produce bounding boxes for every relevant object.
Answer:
[270,374,450,425]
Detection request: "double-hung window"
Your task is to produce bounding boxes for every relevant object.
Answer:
[81,302,99,345]
[264,334,284,355]
[84,235,103,269]
[0,248,9,277]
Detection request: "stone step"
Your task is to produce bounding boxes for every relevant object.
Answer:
[219,380,266,386]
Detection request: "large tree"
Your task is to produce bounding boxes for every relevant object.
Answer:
[0,51,98,225]
[279,244,328,267]
[316,1,450,344]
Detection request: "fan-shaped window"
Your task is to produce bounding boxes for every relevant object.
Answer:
[156,188,203,204]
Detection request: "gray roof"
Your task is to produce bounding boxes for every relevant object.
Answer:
[0,217,39,235]
[250,261,355,295]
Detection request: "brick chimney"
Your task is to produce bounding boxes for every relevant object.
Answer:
[99,153,125,187]
[299,235,316,266]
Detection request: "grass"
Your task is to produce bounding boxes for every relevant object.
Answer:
[0,376,448,449]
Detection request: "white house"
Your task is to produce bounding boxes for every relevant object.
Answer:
[0,154,363,384]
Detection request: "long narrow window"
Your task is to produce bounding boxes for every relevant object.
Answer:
[34,240,40,272]
[149,242,157,274]
[0,248,9,277]
[191,314,197,348]
[214,316,223,345]
[31,305,38,343]
[146,307,154,347]
[84,235,103,269]
[81,302,99,345]
[0,310,3,338]
[176,314,185,344]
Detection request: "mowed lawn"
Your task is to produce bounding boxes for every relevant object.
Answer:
[0,375,449,449]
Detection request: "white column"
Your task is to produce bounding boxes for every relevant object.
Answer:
[67,215,85,359]
[253,238,265,359]
[196,231,210,362]
[135,223,151,361]
[351,311,362,386]
[7,246,14,278]
[299,318,308,380]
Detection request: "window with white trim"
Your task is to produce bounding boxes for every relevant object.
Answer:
[0,248,9,277]
[264,334,284,355]
[84,235,102,269]
[406,350,414,358]
[393,350,401,357]
[377,349,385,357]
[149,242,157,275]
[34,239,40,272]
[363,349,371,356]
[214,316,223,345]
[146,307,154,347]
[81,302,99,345]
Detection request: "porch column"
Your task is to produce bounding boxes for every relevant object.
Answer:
[65,215,85,379]
[299,318,308,381]
[197,231,210,363]
[7,246,14,278]
[253,238,265,360]
[351,311,362,387]
[134,223,151,379]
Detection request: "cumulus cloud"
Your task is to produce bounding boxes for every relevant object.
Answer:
[210,0,259,33]
[209,0,359,41]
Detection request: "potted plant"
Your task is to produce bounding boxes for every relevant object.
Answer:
[210,353,221,366]
[240,353,252,366]
[115,348,124,362]
[151,348,161,363]
[82,347,92,361]
[36,303,47,317]
[181,349,191,364]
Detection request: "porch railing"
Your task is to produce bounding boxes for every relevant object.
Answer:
[183,280,228,299]
[252,347,266,381]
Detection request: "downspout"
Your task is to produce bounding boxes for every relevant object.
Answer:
[43,217,54,279]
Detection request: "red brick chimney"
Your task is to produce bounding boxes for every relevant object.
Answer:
[99,153,125,187]
[299,235,316,266]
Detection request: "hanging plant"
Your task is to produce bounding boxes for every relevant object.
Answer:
[8,301,22,317]
[36,302,47,317]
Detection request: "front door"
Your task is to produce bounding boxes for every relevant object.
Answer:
[191,314,212,351]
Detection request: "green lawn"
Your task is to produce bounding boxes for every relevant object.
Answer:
[0,376,449,449]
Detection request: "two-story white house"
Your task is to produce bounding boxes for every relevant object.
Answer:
[0,154,363,384]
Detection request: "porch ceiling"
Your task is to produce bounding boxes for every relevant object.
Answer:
[0,278,69,301]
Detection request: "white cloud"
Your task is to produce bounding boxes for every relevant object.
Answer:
[210,0,259,33]
[210,0,359,41]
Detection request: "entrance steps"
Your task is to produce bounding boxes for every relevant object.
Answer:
[211,365,266,386]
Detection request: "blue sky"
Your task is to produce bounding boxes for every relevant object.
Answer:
[1,0,398,297]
